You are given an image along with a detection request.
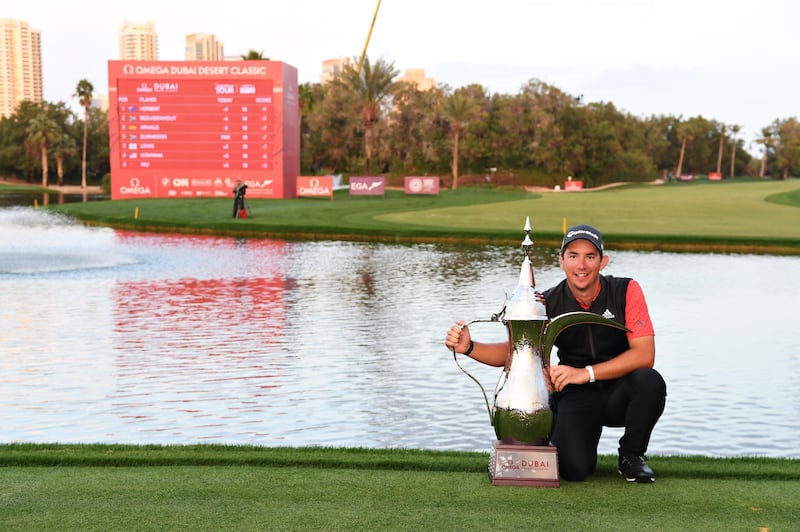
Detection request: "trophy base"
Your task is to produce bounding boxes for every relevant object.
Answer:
[489,441,560,487]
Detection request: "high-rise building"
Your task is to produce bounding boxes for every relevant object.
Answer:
[0,19,43,117]
[91,94,109,112]
[320,57,351,83]
[119,20,158,60]
[397,69,437,91]
[185,33,224,61]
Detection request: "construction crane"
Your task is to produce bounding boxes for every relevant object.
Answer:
[358,0,382,72]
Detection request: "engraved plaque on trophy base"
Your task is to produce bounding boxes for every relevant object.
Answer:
[489,441,560,487]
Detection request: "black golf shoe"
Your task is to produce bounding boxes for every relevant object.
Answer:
[618,453,655,483]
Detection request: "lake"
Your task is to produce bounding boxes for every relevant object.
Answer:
[1,207,798,458]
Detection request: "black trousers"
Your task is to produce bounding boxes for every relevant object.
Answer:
[550,367,667,481]
[233,196,245,218]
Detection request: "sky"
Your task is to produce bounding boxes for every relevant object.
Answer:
[7,0,799,154]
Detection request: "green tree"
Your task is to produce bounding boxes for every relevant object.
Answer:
[74,79,94,189]
[1,101,76,182]
[52,131,78,186]
[489,92,531,174]
[773,117,800,179]
[442,87,483,189]
[25,104,60,187]
[519,79,575,177]
[84,106,110,184]
[450,84,492,180]
[639,115,681,178]
[674,116,712,177]
[298,82,317,172]
[335,56,399,174]
[241,50,268,60]
[302,81,360,174]
[572,102,630,184]
[385,83,446,176]
[756,126,775,177]
[0,101,39,179]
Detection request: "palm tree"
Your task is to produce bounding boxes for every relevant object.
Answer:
[715,123,725,174]
[52,132,78,186]
[674,119,695,178]
[442,89,479,190]
[74,79,94,189]
[729,124,740,178]
[241,50,268,60]
[756,126,774,177]
[25,106,59,187]
[336,56,399,174]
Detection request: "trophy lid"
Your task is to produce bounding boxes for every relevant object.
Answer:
[504,217,547,321]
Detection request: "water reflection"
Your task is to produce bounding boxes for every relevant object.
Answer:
[0,207,798,458]
[0,190,108,208]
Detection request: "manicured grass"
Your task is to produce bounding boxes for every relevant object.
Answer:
[41,178,800,254]
[1,444,797,531]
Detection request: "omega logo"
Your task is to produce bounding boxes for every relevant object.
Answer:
[120,177,152,195]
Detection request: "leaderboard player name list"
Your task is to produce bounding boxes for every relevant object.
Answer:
[116,78,274,169]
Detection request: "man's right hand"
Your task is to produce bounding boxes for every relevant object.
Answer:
[445,321,471,353]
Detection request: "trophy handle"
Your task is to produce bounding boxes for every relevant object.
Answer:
[451,316,504,426]
[453,347,494,425]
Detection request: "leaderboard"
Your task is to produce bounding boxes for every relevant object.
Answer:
[108,61,299,200]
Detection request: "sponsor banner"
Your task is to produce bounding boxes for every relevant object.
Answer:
[111,175,277,199]
[349,176,385,196]
[297,176,333,198]
[709,172,722,181]
[404,176,440,195]
[564,179,583,191]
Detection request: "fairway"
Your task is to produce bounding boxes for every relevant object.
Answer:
[376,180,800,241]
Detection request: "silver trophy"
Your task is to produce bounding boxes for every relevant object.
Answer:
[453,217,627,486]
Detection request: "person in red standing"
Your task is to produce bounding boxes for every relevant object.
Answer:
[445,224,667,483]
[232,180,248,218]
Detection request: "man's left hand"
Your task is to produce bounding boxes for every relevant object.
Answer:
[548,365,591,392]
